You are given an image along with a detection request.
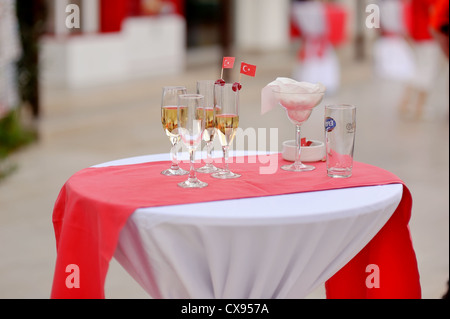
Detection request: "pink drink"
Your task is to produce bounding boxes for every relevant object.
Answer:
[281,100,316,125]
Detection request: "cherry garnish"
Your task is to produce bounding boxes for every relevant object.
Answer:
[215,79,225,86]
[232,82,242,92]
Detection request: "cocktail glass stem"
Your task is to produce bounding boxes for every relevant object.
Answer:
[281,123,315,171]
[294,124,302,169]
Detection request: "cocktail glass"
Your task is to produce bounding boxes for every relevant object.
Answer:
[272,89,325,171]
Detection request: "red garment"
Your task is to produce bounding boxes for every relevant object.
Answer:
[404,0,437,41]
[290,2,347,47]
[100,0,184,32]
[325,3,347,46]
[430,0,449,34]
[169,0,184,15]
[51,156,421,298]
[100,0,127,33]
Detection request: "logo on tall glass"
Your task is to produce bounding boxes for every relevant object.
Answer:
[325,117,336,132]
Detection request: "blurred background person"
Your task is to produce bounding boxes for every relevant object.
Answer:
[290,0,347,95]
[373,0,416,84]
[397,0,445,120]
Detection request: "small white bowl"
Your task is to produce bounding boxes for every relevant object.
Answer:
[282,139,325,162]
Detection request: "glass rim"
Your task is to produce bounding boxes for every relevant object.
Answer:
[325,104,356,110]
[162,85,187,90]
[271,88,326,95]
[197,80,216,84]
[178,93,204,99]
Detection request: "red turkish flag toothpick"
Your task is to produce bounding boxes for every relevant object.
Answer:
[220,57,235,80]
[222,57,235,69]
[240,62,257,77]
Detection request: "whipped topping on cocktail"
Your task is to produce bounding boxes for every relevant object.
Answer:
[261,77,325,120]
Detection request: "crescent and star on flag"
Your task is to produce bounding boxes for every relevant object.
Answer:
[240,62,257,77]
[222,57,235,69]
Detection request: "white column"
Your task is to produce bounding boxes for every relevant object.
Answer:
[54,0,70,36]
[81,0,99,33]
[336,0,356,39]
[235,0,258,50]
[234,0,290,51]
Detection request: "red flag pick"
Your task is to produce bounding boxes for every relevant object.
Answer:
[240,62,257,77]
[222,57,235,69]
[220,57,235,81]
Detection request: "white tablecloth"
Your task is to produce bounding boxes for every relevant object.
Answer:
[98,153,403,299]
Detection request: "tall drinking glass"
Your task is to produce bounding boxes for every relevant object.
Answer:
[211,83,241,179]
[177,94,208,188]
[161,86,189,176]
[196,80,219,173]
[272,89,325,171]
[325,104,356,178]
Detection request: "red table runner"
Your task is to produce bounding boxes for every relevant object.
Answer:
[51,154,421,299]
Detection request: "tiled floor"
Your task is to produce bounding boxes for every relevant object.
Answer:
[0,46,448,299]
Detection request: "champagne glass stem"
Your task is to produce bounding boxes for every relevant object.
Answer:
[188,148,196,181]
[197,139,218,173]
[170,142,180,170]
[222,145,230,173]
[294,124,302,169]
[205,141,213,165]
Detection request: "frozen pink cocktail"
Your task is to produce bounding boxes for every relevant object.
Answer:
[272,90,324,125]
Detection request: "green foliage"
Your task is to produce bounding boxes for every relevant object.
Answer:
[0,110,36,181]
[0,110,36,160]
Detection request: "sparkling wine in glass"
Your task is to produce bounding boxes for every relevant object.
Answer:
[177,94,208,188]
[161,86,189,176]
[196,80,219,173]
[211,83,241,179]
[272,88,325,171]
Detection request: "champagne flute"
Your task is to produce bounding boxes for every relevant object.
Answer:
[196,80,219,173]
[272,89,325,171]
[211,83,241,179]
[177,94,208,188]
[161,86,189,176]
